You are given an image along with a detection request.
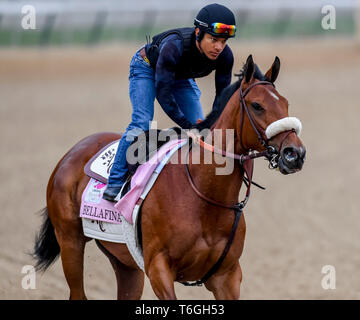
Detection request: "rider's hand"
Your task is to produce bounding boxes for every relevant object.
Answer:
[186,128,202,144]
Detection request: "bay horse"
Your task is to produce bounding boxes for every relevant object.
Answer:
[33,55,306,300]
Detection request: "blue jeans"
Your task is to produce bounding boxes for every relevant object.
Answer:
[107,48,204,187]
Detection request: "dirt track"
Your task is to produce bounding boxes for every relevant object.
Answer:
[1,37,360,299]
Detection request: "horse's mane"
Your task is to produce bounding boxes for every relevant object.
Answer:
[195,64,267,131]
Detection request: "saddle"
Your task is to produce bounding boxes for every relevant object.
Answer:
[127,127,183,175]
[119,127,184,199]
[84,127,183,185]
[80,133,188,271]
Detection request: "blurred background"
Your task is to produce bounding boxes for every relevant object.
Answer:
[1,0,360,299]
[0,0,357,46]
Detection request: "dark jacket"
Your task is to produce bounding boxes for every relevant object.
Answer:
[145,27,234,129]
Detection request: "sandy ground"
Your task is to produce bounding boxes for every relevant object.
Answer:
[1,36,360,300]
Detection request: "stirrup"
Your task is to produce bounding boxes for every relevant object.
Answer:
[114,176,131,202]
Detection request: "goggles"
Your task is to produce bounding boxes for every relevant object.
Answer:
[210,22,236,37]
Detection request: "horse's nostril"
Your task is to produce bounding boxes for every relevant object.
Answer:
[283,147,298,163]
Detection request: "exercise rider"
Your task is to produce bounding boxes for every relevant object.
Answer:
[103,3,237,201]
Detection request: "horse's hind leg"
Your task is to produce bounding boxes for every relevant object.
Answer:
[59,235,87,300]
[96,241,144,299]
[49,200,88,300]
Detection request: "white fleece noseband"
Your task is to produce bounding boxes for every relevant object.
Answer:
[265,117,302,140]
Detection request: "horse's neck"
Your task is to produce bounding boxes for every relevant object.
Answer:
[212,88,244,155]
[188,146,243,205]
[188,93,245,204]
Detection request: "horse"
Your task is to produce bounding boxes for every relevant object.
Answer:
[33,55,306,300]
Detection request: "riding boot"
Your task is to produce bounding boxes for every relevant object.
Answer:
[102,185,122,202]
[103,129,134,202]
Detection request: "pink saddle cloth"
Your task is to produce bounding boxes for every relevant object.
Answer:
[80,139,186,224]
[114,139,186,223]
[80,179,123,223]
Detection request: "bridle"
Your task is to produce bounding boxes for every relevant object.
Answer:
[181,79,297,286]
[239,80,277,162]
[238,80,296,169]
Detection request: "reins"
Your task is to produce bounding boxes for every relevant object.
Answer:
[197,137,270,164]
[197,80,281,166]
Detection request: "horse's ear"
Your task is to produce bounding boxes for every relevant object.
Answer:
[265,56,280,83]
[244,54,255,83]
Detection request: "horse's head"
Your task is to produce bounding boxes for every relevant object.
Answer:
[239,55,306,174]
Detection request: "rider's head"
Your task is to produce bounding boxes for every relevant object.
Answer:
[194,3,236,60]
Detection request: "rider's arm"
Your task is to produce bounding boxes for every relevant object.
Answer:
[155,36,193,129]
[213,45,234,109]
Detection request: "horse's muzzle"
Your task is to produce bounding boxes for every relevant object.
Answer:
[278,146,306,174]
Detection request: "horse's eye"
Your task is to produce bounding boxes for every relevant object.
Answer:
[251,102,264,111]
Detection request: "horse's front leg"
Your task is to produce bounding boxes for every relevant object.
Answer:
[205,262,242,300]
[146,252,177,300]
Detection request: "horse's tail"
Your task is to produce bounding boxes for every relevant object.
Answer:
[33,207,60,272]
